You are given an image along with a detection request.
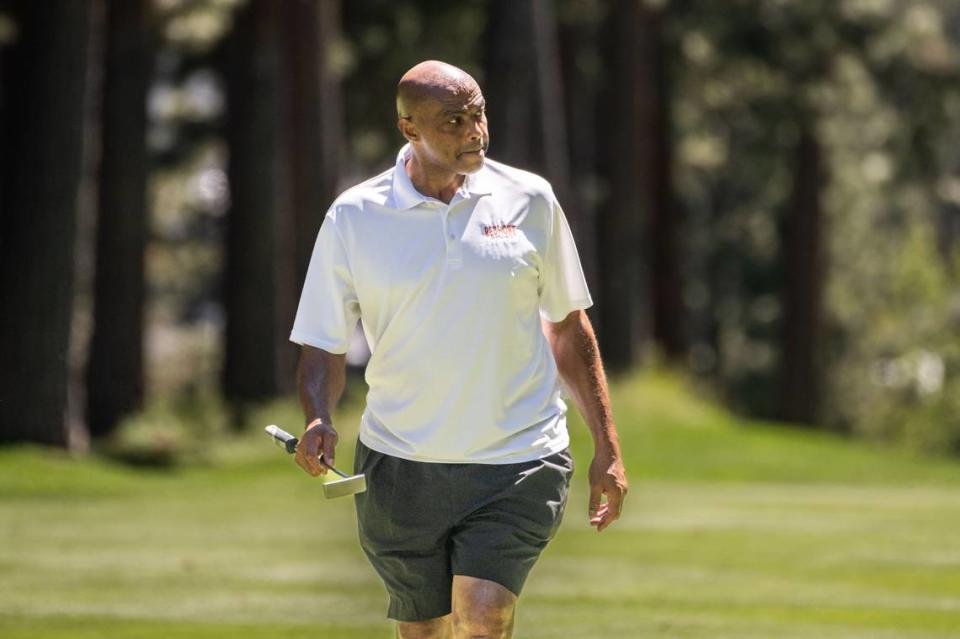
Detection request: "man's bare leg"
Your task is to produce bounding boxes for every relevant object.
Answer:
[451,576,517,639]
[396,614,452,639]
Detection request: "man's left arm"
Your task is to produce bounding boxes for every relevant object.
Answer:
[542,309,628,532]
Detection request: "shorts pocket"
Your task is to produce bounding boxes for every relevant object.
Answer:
[354,439,386,475]
[542,448,574,478]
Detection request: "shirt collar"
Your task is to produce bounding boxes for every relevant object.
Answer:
[391,144,493,210]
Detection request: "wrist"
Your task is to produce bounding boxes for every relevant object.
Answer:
[592,431,621,457]
[305,416,332,430]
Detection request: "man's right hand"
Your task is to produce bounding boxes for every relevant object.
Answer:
[295,419,339,476]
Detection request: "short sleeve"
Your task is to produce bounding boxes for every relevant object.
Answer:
[290,212,361,353]
[539,198,593,322]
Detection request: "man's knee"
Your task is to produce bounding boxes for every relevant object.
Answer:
[396,615,452,639]
[452,611,513,639]
[451,576,516,639]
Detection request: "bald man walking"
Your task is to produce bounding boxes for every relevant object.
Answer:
[291,61,627,639]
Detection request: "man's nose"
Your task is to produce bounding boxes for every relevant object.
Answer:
[467,118,483,141]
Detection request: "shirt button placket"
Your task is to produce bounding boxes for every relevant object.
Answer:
[444,203,463,269]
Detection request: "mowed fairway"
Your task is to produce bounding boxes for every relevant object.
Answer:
[2,373,960,638]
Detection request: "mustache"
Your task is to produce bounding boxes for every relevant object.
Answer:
[458,141,489,156]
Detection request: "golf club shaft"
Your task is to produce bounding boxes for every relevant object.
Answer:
[265,425,350,477]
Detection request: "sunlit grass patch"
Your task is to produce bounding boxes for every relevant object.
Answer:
[2,370,960,638]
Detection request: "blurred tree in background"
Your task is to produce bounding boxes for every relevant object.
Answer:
[0,0,92,446]
[672,0,960,446]
[483,0,572,214]
[86,0,151,438]
[0,0,958,459]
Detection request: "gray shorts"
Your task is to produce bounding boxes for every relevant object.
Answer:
[353,439,574,622]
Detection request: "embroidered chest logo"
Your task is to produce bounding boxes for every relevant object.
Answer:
[481,223,518,239]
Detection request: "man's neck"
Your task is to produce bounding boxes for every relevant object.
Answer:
[405,154,463,204]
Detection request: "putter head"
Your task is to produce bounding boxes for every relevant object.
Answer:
[264,424,366,498]
[322,473,367,499]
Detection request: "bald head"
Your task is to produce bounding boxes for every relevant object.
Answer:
[395,60,489,179]
[397,60,480,120]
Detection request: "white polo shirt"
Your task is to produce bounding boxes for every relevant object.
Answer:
[291,145,592,464]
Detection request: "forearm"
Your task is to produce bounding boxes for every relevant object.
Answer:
[545,312,621,455]
[296,345,347,426]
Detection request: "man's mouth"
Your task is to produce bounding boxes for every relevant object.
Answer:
[459,144,487,158]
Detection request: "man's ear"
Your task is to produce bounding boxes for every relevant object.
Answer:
[398,117,418,143]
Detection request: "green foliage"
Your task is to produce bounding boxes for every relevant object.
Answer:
[99,370,369,468]
[102,387,229,467]
[671,0,960,448]
[341,0,488,173]
[816,4,960,454]
[827,223,960,454]
[92,0,960,462]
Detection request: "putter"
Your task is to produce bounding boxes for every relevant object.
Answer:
[264,424,367,498]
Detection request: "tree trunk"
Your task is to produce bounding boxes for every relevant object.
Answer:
[558,4,603,296]
[595,0,648,370]
[85,0,149,438]
[483,0,575,211]
[277,0,344,392]
[778,123,824,425]
[222,0,285,404]
[284,0,343,279]
[0,1,92,446]
[483,0,538,171]
[222,0,343,406]
[638,6,686,361]
[0,1,11,222]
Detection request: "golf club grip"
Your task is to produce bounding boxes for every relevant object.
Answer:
[264,425,346,475]
[265,425,298,454]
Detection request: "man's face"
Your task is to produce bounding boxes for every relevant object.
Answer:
[402,87,489,175]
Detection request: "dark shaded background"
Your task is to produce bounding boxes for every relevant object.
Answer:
[1,0,958,458]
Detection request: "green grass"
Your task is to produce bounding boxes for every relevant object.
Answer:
[2,371,960,638]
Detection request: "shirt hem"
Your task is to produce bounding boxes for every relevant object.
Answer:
[539,298,594,323]
[288,330,349,354]
[357,430,571,465]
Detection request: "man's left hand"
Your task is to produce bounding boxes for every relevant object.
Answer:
[588,449,628,532]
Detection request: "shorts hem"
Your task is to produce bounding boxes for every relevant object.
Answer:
[387,598,452,623]
[452,570,525,598]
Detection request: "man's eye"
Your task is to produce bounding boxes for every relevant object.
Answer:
[449,117,461,125]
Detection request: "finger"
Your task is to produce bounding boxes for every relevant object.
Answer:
[295,439,322,476]
[300,427,326,475]
[588,483,603,517]
[590,504,609,527]
[295,451,319,476]
[321,431,338,472]
[313,434,328,475]
[597,500,623,532]
[605,485,625,521]
[300,450,322,476]
[591,503,609,518]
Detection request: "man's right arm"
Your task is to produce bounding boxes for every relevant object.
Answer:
[295,345,347,477]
